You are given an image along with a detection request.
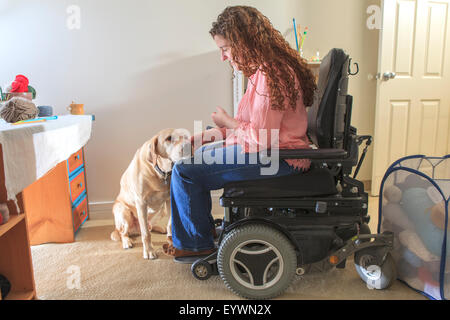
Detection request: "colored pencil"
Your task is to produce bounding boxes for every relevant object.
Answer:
[293,18,299,51]
[300,27,308,50]
[16,116,58,123]
[12,119,47,125]
[297,25,302,53]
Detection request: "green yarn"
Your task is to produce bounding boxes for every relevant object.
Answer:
[28,86,36,99]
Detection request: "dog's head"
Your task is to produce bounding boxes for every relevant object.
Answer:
[148,128,191,171]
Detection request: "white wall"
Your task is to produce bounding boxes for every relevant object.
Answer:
[0,0,379,205]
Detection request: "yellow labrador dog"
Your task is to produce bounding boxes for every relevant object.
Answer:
[111,128,190,259]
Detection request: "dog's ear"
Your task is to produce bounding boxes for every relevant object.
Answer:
[148,136,159,166]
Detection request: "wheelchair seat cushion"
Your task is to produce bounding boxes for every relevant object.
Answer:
[222,168,338,198]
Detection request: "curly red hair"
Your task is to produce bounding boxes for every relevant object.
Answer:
[210,6,317,110]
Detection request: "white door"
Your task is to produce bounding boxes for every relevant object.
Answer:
[371,0,450,195]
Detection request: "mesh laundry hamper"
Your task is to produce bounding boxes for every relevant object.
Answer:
[378,155,449,300]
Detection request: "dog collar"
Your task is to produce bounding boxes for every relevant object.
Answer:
[155,163,172,185]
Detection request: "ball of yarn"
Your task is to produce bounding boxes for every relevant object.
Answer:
[37,105,53,117]
[0,97,38,123]
[10,75,29,93]
[383,185,403,203]
[402,247,423,268]
[401,188,449,256]
[398,174,431,191]
[430,201,448,231]
[383,202,415,231]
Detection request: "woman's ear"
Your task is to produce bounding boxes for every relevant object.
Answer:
[148,136,159,166]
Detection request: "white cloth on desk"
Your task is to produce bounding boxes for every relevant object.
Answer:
[0,115,92,203]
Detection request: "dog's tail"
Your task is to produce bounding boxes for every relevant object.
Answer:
[110,229,121,242]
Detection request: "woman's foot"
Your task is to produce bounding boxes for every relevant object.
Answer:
[162,243,215,258]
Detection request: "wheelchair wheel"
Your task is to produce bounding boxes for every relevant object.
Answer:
[354,250,396,290]
[217,224,296,299]
[191,260,213,281]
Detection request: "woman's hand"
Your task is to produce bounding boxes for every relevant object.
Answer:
[212,106,239,129]
[190,127,227,153]
[211,106,229,128]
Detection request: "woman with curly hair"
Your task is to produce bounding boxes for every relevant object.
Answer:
[163,6,317,258]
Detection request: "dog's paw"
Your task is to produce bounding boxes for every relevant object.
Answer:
[122,238,133,249]
[143,248,158,260]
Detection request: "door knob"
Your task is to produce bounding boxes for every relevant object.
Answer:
[385,72,396,80]
[376,72,396,81]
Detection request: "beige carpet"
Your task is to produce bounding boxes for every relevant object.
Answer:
[30,196,426,300]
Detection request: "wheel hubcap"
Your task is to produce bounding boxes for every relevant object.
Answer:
[195,265,208,278]
[359,254,381,280]
[229,239,284,290]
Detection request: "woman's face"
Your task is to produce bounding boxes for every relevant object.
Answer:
[214,35,239,70]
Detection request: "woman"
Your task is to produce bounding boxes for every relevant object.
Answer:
[163,6,317,257]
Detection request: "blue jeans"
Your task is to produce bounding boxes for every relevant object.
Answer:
[170,143,295,251]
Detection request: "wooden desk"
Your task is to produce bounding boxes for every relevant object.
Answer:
[24,148,90,245]
[0,115,92,300]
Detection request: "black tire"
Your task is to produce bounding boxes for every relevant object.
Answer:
[217,224,297,299]
[354,251,397,289]
[191,260,213,281]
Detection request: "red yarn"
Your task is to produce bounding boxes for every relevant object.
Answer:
[10,75,29,93]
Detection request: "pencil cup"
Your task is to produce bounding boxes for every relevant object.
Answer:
[67,103,84,115]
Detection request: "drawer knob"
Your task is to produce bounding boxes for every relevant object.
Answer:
[78,183,83,188]
[75,155,80,160]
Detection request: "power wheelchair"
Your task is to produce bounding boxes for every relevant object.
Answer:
[185,49,396,299]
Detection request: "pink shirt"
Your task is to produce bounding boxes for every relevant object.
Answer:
[225,68,311,171]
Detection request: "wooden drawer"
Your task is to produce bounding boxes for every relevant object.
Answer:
[73,195,88,232]
[69,168,86,204]
[67,149,84,176]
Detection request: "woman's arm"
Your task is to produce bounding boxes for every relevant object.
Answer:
[210,102,285,153]
[233,106,284,152]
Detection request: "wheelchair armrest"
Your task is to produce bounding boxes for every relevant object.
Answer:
[277,148,348,160]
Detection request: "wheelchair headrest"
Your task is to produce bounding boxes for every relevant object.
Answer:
[307,48,350,149]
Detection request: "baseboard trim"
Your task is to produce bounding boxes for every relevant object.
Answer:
[362,180,371,192]
[89,201,114,213]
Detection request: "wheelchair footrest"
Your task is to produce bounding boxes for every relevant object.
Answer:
[174,249,218,265]
[174,256,209,264]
